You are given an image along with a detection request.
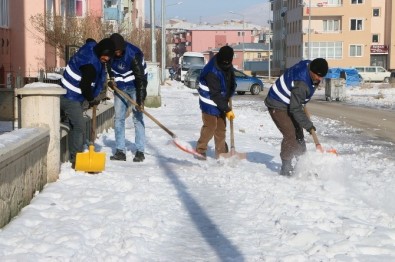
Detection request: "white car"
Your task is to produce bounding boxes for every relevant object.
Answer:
[354,66,391,83]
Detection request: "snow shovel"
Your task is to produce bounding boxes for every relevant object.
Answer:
[107,81,204,158]
[75,104,106,172]
[219,99,246,159]
[304,107,338,155]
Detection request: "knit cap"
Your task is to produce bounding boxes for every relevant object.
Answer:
[94,38,115,57]
[217,45,234,64]
[310,58,328,77]
[110,33,126,51]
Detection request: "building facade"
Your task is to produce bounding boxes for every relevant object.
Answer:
[167,19,264,69]
[271,0,395,76]
[0,0,144,88]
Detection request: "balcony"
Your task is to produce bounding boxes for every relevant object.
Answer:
[104,8,119,21]
[303,29,342,34]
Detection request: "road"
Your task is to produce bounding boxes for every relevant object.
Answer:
[308,99,395,143]
[234,88,395,144]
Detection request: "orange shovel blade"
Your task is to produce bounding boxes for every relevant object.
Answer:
[75,145,106,173]
[219,148,247,160]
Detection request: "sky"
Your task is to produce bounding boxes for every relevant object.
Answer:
[0,81,395,260]
[144,0,271,26]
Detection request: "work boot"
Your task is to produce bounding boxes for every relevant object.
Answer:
[297,138,307,154]
[224,142,229,153]
[133,151,145,162]
[110,149,126,161]
[194,151,207,161]
[280,159,293,176]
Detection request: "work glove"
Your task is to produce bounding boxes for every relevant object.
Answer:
[136,88,146,112]
[88,98,101,108]
[136,101,144,112]
[226,110,235,121]
[307,125,316,134]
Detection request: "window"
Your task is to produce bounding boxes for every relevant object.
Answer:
[350,45,362,57]
[0,0,9,27]
[76,0,83,16]
[66,0,84,17]
[305,41,343,60]
[323,20,340,32]
[350,19,363,31]
[372,34,379,43]
[373,8,380,17]
[351,0,363,4]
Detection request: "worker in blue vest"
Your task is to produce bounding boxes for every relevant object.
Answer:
[265,58,328,176]
[195,45,236,160]
[109,33,148,162]
[60,38,115,169]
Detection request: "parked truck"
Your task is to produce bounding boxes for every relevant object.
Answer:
[178,52,205,82]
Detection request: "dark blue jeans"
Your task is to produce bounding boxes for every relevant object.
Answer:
[60,96,85,164]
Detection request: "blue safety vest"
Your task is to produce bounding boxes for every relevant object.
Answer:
[61,42,105,102]
[198,57,233,116]
[267,60,315,105]
[110,42,147,90]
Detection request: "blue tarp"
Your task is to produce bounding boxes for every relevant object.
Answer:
[325,68,361,87]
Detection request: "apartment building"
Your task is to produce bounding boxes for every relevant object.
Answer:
[167,19,263,68]
[271,0,395,76]
[0,0,144,88]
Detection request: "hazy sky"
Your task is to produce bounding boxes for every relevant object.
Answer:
[144,0,272,26]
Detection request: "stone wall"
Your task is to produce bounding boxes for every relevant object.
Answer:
[0,128,49,228]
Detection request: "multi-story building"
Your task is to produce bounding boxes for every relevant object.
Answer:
[0,0,144,88]
[167,19,264,69]
[271,0,395,76]
[104,0,145,32]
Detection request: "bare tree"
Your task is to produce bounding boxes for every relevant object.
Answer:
[30,12,160,65]
[29,12,113,60]
[123,28,161,63]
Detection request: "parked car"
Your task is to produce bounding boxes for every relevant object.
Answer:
[184,65,204,89]
[234,70,264,95]
[354,66,391,83]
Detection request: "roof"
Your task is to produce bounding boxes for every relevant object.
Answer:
[205,43,270,53]
[166,19,263,31]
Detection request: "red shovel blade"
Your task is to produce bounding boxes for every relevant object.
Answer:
[316,144,338,155]
[173,138,205,158]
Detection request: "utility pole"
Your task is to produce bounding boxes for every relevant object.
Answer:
[229,11,245,71]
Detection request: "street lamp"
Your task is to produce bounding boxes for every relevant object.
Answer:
[161,1,182,83]
[150,0,156,62]
[267,20,272,80]
[308,0,311,60]
[229,11,245,71]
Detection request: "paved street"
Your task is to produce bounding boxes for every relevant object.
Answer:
[233,87,395,144]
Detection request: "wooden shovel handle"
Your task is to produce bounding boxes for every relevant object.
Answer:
[108,81,177,139]
[91,104,97,144]
[229,99,235,150]
[304,106,323,152]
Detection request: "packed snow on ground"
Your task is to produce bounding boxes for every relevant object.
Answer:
[0,81,395,261]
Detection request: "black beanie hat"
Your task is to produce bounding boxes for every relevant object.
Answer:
[94,38,115,57]
[110,33,126,51]
[310,58,328,77]
[217,45,234,64]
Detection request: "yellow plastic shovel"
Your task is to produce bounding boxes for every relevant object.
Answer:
[75,104,106,172]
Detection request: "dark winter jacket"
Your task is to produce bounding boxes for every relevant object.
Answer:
[198,55,236,116]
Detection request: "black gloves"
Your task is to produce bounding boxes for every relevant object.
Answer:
[136,88,147,111]
[307,126,316,134]
[88,98,101,108]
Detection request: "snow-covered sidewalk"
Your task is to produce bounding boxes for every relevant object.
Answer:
[0,83,395,261]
